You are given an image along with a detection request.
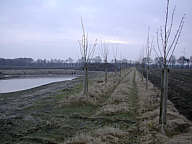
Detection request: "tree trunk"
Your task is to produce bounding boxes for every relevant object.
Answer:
[115,68,117,76]
[141,64,144,81]
[159,69,164,124]
[159,67,168,130]
[119,63,122,78]
[146,65,149,90]
[105,62,107,84]
[163,68,168,124]
[83,64,88,95]
[114,59,117,77]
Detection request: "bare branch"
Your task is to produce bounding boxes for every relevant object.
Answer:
[149,36,154,56]
[156,31,163,57]
[81,17,85,38]
[167,6,176,42]
[146,27,150,58]
[164,0,169,42]
[165,0,169,36]
[168,17,185,60]
[87,39,97,61]
[166,14,185,58]
[78,40,83,58]
[113,45,118,60]
[163,0,170,62]
[160,26,164,49]
[99,40,103,58]
[85,33,88,60]
[153,46,161,59]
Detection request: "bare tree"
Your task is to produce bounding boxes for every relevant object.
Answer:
[113,46,118,76]
[145,28,153,90]
[118,53,123,78]
[155,0,185,132]
[100,41,109,84]
[138,45,145,81]
[78,18,97,95]
[141,46,145,81]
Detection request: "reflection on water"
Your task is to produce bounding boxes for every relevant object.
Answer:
[0,76,76,93]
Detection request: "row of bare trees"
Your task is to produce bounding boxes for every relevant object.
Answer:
[145,28,153,90]
[79,0,185,133]
[143,0,185,132]
[78,19,126,95]
[79,18,115,95]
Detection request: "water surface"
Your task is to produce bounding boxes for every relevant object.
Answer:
[0,76,76,93]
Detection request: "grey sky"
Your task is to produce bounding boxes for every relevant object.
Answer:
[0,0,191,61]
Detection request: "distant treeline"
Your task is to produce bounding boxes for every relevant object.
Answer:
[0,58,81,69]
[0,58,133,71]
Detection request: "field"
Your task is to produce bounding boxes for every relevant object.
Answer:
[141,68,192,121]
[0,68,192,144]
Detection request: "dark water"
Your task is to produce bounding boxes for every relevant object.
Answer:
[0,76,76,93]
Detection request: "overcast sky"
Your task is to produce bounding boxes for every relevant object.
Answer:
[0,0,191,61]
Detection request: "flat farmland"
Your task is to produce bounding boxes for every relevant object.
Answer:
[141,68,192,121]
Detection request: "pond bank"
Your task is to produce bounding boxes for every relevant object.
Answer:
[0,69,82,79]
[0,75,77,93]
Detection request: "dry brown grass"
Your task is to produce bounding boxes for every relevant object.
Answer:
[62,69,138,144]
[61,69,192,144]
[63,127,130,144]
[95,102,130,116]
[94,71,133,116]
[58,73,120,107]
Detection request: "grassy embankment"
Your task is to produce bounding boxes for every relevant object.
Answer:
[2,69,141,144]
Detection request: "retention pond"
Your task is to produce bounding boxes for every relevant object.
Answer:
[0,75,76,93]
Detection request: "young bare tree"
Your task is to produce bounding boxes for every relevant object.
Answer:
[118,52,124,78]
[100,41,109,84]
[145,28,153,90]
[78,18,97,95]
[138,45,145,81]
[113,46,118,77]
[155,0,185,131]
[119,58,122,78]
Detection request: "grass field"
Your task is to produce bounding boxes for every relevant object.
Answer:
[1,68,192,144]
